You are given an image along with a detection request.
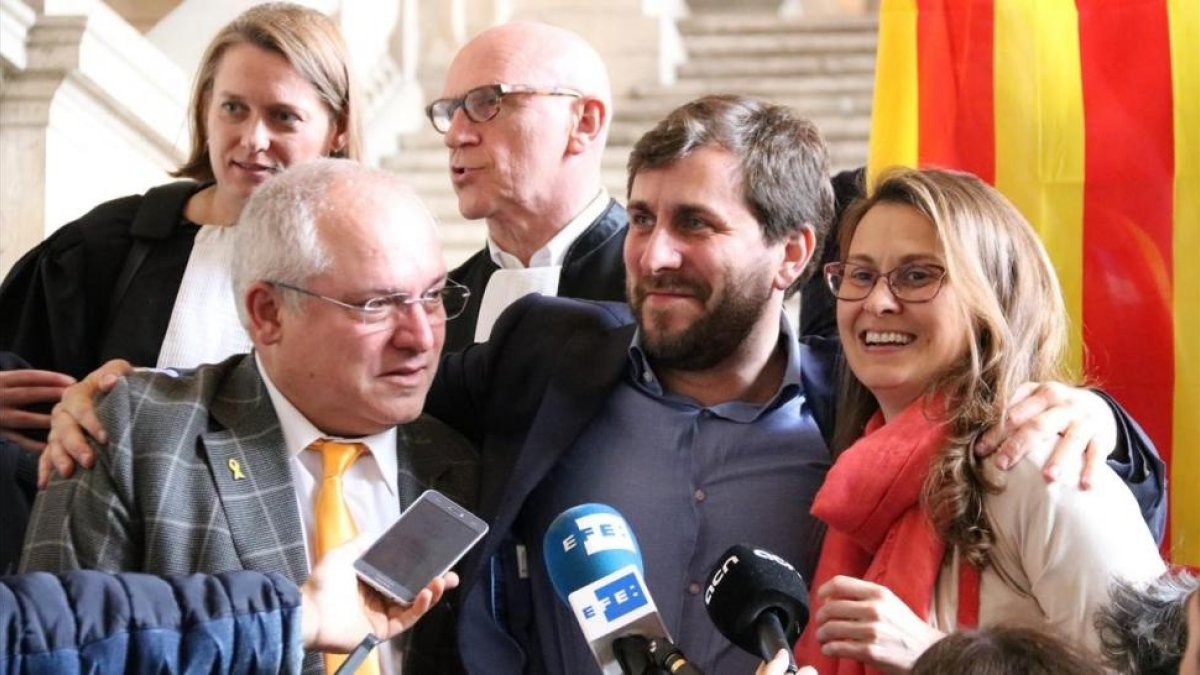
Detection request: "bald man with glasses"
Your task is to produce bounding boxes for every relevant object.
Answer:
[427,22,628,352]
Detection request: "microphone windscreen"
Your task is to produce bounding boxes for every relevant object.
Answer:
[543,503,644,602]
[703,544,810,657]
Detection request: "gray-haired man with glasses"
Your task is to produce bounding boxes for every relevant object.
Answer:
[427,22,629,353]
[22,159,478,675]
[270,279,472,328]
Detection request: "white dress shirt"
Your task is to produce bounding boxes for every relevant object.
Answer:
[474,188,610,342]
[156,225,252,369]
[255,354,405,674]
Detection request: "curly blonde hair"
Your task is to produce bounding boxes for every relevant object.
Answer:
[832,167,1071,567]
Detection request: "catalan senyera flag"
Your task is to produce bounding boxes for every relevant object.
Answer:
[868,0,1198,565]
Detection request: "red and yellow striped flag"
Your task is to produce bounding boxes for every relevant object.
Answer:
[869,0,1198,565]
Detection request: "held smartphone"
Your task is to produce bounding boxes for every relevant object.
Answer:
[354,489,488,604]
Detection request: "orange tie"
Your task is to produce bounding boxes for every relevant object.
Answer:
[310,439,381,675]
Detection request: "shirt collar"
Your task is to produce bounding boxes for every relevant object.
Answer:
[487,188,610,269]
[254,353,399,497]
[627,313,806,421]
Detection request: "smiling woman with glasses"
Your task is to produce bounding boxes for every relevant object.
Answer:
[425,84,583,133]
[781,167,1166,675]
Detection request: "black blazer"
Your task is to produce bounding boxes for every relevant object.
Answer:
[0,352,38,576]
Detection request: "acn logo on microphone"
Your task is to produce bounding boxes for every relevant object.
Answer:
[561,513,636,556]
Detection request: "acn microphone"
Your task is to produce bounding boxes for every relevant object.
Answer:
[703,545,809,674]
[543,503,703,675]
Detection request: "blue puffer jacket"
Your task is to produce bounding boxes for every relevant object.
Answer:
[0,569,304,674]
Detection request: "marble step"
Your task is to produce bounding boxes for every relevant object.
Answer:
[381,164,459,193]
[382,148,450,172]
[617,90,873,119]
[679,13,878,36]
[679,52,876,79]
[614,96,868,133]
[684,31,878,56]
[632,74,875,98]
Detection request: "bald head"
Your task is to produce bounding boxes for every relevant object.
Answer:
[438,23,613,251]
[450,22,612,119]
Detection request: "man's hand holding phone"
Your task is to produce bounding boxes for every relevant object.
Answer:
[300,535,459,653]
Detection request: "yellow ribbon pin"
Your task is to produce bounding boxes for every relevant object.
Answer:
[228,458,247,480]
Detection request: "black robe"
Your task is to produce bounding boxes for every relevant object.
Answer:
[444,199,628,353]
[0,181,205,379]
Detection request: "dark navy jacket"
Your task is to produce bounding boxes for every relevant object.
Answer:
[1,569,303,674]
[1,352,42,577]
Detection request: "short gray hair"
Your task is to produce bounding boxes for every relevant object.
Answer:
[1096,569,1198,674]
[230,158,415,327]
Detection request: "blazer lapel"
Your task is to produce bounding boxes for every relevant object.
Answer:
[394,420,451,510]
[204,356,309,583]
[473,323,634,581]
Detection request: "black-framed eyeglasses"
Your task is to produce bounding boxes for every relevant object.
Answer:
[272,279,471,328]
[425,83,583,133]
[824,261,948,303]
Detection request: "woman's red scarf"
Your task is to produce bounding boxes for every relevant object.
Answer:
[795,398,979,675]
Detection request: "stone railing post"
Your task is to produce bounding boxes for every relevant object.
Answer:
[0,0,186,275]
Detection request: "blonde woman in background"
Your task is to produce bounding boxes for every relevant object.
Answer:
[0,2,361,453]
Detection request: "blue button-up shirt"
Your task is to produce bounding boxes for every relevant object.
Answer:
[516,317,832,674]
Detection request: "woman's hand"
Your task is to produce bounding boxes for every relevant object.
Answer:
[39,359,133,488]
[813,576,945,674]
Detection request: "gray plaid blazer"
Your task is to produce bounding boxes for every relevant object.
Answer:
[20,353,478,673]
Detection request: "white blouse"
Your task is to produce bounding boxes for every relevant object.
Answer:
[155,225,252,370]
[931,447,1166,658]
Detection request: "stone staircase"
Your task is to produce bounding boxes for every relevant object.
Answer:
[384,11,878,268]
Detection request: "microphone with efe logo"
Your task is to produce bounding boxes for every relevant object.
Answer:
[543,503,704,675]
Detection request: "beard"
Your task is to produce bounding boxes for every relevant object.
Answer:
[629,266,775,372]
